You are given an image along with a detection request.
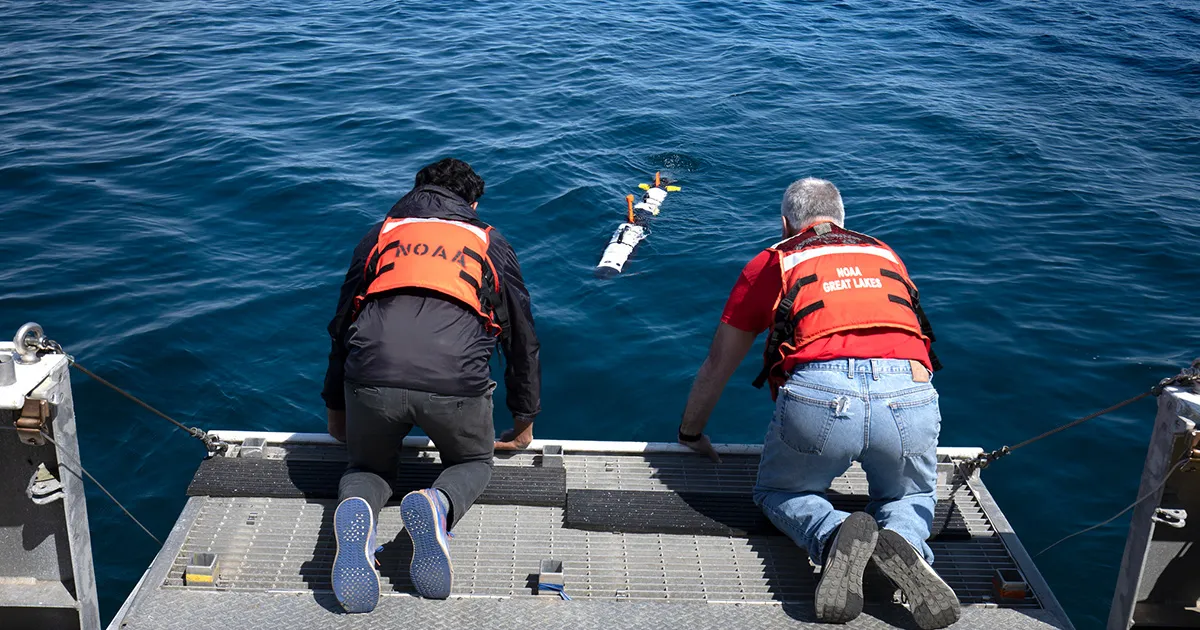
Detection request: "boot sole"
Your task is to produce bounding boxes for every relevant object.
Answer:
[873,529,961,629]
[814,512,878,623]
[332,498,380,613]
[401,491,453,599]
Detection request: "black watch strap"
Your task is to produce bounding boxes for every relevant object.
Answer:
[678,427,703,443]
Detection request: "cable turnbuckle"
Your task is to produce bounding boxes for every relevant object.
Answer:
[961,445,1012,478]
[202,432,229,456]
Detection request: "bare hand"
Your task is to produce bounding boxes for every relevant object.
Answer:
[495,418,533,450]
[326,408,346,443]
[679,433,721,463]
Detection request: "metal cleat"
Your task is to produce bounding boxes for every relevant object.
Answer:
[1151,508,1187,529]
[27,462,64,505]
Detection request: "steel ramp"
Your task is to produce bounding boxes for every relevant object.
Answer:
[108,436,1074,629]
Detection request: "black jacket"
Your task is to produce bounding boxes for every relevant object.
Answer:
[322,185,541,423]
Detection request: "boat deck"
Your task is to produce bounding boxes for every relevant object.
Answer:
[108,434,1073,629]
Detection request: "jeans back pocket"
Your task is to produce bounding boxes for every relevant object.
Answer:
[887,391,941,457]
[776,386,842,455]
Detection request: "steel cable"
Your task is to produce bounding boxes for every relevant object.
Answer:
[68,361,207,441]
[0,425,162,545]
[1033,456,1189,558]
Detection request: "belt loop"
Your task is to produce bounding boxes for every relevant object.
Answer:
[846,358,855,379]
[871,359,880,381]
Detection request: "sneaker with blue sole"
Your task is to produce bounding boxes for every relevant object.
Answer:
[332,497,380,613]
[401,489,453,599]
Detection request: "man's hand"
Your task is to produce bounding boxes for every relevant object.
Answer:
[676,323,756,464]
[495,418,533,450]
[679,432,722,463]
[326,408,346,443]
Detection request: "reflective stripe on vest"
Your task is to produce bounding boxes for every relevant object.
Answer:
[780,244,899,271]
[753,224,937,396]
[360,217,504,335]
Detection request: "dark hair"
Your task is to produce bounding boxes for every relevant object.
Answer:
[414,158,485,205]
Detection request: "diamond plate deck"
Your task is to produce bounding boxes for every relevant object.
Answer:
[116,590,1070,630]
[563,488,973,539]
[109,439,1074,629]
[187,457,566,506]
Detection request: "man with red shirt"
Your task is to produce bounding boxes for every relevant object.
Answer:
[678,178,959,629]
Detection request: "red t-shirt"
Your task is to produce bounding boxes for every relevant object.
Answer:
[721,250,932,375]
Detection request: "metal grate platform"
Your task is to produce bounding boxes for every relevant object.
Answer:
[109,437,1074,629]
[161,498,1027,604]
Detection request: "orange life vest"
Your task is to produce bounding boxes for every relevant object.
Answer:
[355,217,507,336]
[753,222,940,395]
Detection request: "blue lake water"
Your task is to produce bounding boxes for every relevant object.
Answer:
[2,1,1198,626]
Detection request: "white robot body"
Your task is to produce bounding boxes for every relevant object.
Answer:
[596,223,648,274]
[633,187,668,216]
[595,175,678,275]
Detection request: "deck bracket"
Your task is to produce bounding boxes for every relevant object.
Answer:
[1150,508,1186,529]
[28,462,65,505]
[541,444,563,468]
[536,558,564,596]
[15,398,50,446]
[185,553,220,587]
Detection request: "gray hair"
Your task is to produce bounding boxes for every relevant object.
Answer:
[781,178,844,230]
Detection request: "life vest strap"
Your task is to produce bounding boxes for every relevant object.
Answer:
[458,270,481,290]
[880,268,942,370]
[753,274,817,389]
[792,300,826,325]
[458,246,510,341]
[751,364,771,390]
[365,241,400,280]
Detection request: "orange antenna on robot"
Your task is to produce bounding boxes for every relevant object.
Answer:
[626,195,635,224]
[654,171,661,188]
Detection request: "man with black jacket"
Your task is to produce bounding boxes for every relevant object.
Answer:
[322,158,541,613]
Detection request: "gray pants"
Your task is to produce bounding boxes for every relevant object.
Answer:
[339,381,495,529]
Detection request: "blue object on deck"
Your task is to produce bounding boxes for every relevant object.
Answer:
[332,497,380,613]
[401,489,454,599]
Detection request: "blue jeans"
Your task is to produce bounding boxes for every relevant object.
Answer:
[753,359,940,566]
